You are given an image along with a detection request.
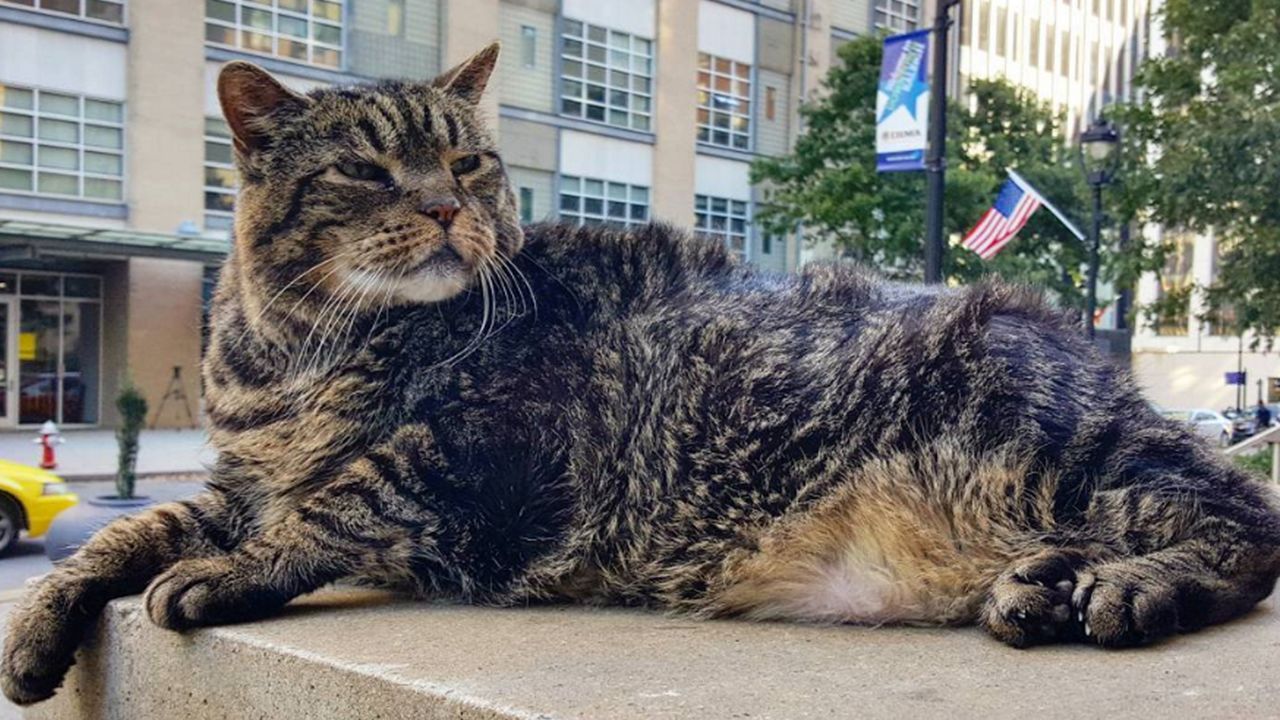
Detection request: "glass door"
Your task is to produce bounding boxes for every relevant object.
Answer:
[0,298,15,428]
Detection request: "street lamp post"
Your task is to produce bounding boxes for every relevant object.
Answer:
[923,0,962,284]
[1077,117,1121,340]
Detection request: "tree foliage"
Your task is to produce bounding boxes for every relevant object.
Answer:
[1114,0,1280,339]
[751,35,1090,304]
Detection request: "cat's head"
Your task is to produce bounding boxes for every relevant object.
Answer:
[218,43,520,316]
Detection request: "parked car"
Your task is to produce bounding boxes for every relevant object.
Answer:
[1222,408,1258,441]
[0,460,78,555]
[1162,408,1253,447]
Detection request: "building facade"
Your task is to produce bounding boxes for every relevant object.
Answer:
[3,0,1220,426]
[0,0,900,429]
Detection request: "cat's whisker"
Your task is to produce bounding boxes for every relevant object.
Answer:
[367,271,396,345]
[330,272,377,368]
[281,252,360,331]
[310,272,373,376]
[438,262,494,369]
[487,256,518,331]
[494,254,525,320]
[498,252,536,319]
[294,277,359,378]
[232,252,351,348]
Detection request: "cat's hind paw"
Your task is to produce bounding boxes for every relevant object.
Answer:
[981,550,1085,648]
[1072,566,1180,647]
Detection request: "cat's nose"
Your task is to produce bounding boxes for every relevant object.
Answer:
[419,198,460,228]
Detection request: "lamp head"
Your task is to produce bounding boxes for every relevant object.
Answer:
[1079,117,1121,187]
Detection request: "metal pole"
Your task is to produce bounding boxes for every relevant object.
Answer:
[1085,183,1102,340]
[923,1,958,284]
[1237,333,1245,413]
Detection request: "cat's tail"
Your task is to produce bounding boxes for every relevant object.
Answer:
[0,490,236,705]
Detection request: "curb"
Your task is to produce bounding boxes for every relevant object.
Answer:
[60,471,209,484]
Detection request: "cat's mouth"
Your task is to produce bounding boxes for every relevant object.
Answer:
[404,244,468,277]
[343,252,472,305]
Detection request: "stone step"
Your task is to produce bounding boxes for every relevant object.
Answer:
[25,589,1280,719]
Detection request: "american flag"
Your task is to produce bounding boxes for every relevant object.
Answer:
[962,175,1042,260]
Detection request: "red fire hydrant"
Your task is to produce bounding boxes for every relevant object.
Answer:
[34,420,63,470]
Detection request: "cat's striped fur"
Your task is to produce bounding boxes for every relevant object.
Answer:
[5,43,1280,707]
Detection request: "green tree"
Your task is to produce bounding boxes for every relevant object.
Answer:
[751,35,1089,304]
[1114,0,1280,340]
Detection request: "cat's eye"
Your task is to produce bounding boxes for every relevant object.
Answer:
[450,154,482,177]
[336,161,390,183]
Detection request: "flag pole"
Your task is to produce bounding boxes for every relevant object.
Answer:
[1006,168,1085,242]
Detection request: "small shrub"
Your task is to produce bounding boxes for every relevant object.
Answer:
[115,384,148,499]
[1233,451,1273,480]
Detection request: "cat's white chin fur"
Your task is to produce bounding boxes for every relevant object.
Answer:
[344,268,468,304]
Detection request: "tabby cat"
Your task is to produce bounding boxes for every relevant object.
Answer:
[5,43,1280,706]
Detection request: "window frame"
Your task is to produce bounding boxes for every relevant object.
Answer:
[204,0,346,71]
[518,186,535,224]
[558,175,650,228]
[874,0,921,32]
[0,0,125,25]
[0,84,125,204]
[521,25,538,69]
[696,52,753,151]
[695,194,751,262]
[558,18,654,132]
[203,117,237,231]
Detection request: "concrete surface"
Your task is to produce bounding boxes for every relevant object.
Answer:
[0,602,19,720]
[23,588,1280,720]
[0,430,214,480]
[0,479,205,593]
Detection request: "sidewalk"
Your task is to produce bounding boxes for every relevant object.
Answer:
[0,429,214,480]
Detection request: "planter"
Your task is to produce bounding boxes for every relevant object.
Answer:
[44,495,154,563]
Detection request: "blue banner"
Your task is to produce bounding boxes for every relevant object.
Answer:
[876,29,931,173]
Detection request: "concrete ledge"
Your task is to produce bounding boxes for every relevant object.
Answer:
[27,589,1280,719]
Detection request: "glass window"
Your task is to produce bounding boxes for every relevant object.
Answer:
[0,83,124,202]
[996,7,1007,57]
[204,117,238,230]
[519,186,534,224]
[10,273,103,425]
[697,53,751,150]
[560,19,653,131]
[204,0,344,69]
[20,274,59,297]
[559,175,649,228]
[695,194,751,262]
[874,0,920,32]
[521,25,537,69]
[19,299,60,425]
[63,275,101,298]
[60,300,100,424]
[1030,19,1041,68]
[0,0,125,23]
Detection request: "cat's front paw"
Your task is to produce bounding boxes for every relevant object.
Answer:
[145,557,288,631]
[1,580,88,705]
[1073,566,1179,647]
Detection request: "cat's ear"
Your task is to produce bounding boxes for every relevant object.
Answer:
[217,61,309,156]
[432,42,500,105]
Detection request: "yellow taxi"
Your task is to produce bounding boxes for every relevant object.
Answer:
[0,459,78,555]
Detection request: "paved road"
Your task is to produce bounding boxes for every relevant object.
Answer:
[0,478,205,592]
